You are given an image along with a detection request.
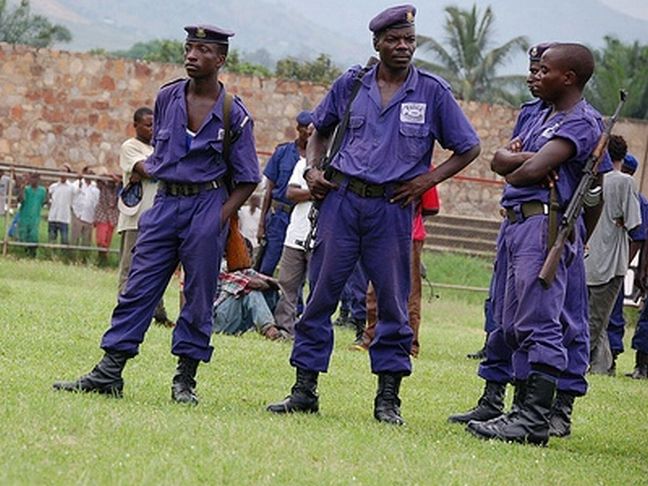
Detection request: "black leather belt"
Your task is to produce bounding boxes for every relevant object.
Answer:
[159,178,224,197]
[505,202,548,223]
[271,199,294,214]
[328,168,390,198]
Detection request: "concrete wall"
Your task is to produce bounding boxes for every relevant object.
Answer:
[2,43,647,220]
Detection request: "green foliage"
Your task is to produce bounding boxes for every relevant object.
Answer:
[1,257,648,484]
[112,38,185,64]
[224,49,272,77]
[586,36,648,120]
[415,3,528,105]
[0,0,71,48]
[275,53,342,85]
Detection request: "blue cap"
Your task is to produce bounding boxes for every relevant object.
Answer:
[369,4,416,34]
[528,42,555,62]
[118,181,143,216]
[296,111,313,126]
[622,154,639,174]
[184,25,234,45]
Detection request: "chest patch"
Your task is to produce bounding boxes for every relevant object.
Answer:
[400,103,426,124]
[540,122,561,140]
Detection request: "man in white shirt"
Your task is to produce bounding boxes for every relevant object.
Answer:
[47,164,75,245]
[273,156,313,336]
[116,107,173,327]
[238,194,261,252]
[586,135,642,375]
[70,167,100,253]
[0,169,10,216]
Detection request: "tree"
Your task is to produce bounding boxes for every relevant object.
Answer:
[112,39,184,64]
[586,36,648,120]
[224,49,272,77]
[0,0,71,48]
[275,54,341,85]
[414,4,528,105]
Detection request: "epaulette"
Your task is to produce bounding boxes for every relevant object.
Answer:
[520,98,544,109]
[159,78,185,90]
[417,68,452,90]
[231,95,252,120]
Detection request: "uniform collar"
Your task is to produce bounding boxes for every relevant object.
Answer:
[365,64,418,114]
[173,79,227,132]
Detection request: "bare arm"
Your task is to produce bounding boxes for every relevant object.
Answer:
[131,161,151,181]
[505,138,575,187]
[256,179,274,242]
[286,184,311,203]
[303,129,337,200]
[390,144,481,207]
[491,149,535,176]
[222,182,257,226]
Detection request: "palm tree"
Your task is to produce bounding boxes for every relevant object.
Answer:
[414,4,528,105]
[586,36,648,120]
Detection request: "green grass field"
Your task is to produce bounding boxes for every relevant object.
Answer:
[1,255,647,485]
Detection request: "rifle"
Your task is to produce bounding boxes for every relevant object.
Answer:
[222,92,252,271]
[538,90,628,288]
[304,56,379,251]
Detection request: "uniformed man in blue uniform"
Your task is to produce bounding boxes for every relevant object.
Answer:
[54,24,261,404]
[450,42,554,425]
[467,43,606,445]
[451,43,613,441]
[266,4,480,425]
[257,111,313,276]
[606,152,647,372]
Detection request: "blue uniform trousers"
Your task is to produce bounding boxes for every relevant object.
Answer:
[479,221,512,383]
[480,216,589,395]
[101,189,228,362]
[607,288,626,354]
[631,303,648,354]
[340,262,369,321]
[259,209,291,276]
[291,184,413,375]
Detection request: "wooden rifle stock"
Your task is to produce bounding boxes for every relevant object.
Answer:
[538,90,627,287]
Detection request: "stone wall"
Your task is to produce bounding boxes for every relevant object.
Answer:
[2,43,647,220]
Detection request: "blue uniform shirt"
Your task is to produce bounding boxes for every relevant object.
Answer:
[629,193,648,242]
[502,99,603,208]
[312,64,479,184]
[512,99,546,140]
[263,142,300,205]
[144,79,261,185]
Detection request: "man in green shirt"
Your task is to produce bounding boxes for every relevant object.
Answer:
[18,173,47,257]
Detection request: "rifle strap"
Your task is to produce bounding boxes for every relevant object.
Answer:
[548,185,560,249]
[322,59,377,169]
[223,91,233,165]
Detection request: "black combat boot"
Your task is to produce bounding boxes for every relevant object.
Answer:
[470,379,527,430]
[625,351,648,379]
[53,350,131,397]
[448,381,506,424]
[374,373,405,425]
[466,334,488,360]
[350,317,366,348]
[333,307,350,327]
[266,368,319,414]
[171,356,200,405]
[548,391,576,438]
[467,372,556,446]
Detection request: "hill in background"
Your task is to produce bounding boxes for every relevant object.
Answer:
[27,0,648,75]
